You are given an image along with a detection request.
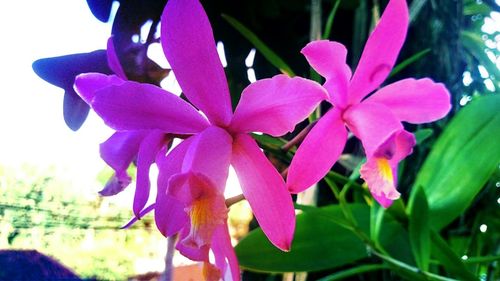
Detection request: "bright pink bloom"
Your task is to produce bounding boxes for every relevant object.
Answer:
[286,0,451,208]
[75,0,327,278]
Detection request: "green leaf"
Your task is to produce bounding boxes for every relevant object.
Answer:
[221,14,295,76]
[322,0,341,39]
[414,128,434,145]
[316,264,389,281]
[235,204,369,273]
[408,185,431,271]
[413,95,500,229]
[388,48,430,78]
[430,231,477,281]
[378,211,415,265]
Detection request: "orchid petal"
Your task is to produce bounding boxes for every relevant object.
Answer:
[211,224,241,281]
[360,157,400,208]
[155,140,194,237]
[287,108,348,193]
[176,225,211,261]
[161,0,232,126]
[231,134,295,251]
[133,131,168,218]
[360,130,415,208]
[344,102,403,157]
[120,204,155,229]
[181,126,232,191]
[106,36,127,80]
[364,78,451,123]
[100,131,147,173]
[91,80,209,133]
[168,172,228,249]
[230,74,327,136]
[301,40,351,107]
[98,171,131,196]
[74,73,124,104]
[348,0,409,103]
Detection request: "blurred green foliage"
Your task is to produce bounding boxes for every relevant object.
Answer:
[0,165,164,280]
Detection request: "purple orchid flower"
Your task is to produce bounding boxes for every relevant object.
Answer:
[75,0,328,279]
[286,0,451,208]
[80,37,171,225]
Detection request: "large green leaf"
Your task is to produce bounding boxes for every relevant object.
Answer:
[408,185,430,271]
[413,95,500,229]
[235,204,370,273]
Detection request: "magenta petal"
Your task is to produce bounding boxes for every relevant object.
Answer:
[364,78,451,123]
[301,40,351,107]
[211,225,241,281]
[344,102,403,157]
[91,80,209,133]
[155,140,194,237]
[287,108,348,193]
[74,73,125,104]
[121,204,155,229]
[348,0,409,103]
[161,0,232,126]
[181,126,232,191]
[100,131,148,173]
[360,157,400,208]
[133,131,167,218]
[231,134,295,251]
[98,171,131,196]
[176,226,211,261]
[106,36,127,79]
[230,75,328,136]
[360,130,415,208]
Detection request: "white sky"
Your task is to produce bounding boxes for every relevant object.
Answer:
[0,0,115,196]
[0,0,242,204]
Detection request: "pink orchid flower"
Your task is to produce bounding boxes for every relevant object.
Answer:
[75,0,327,278]
[286,0,451,208]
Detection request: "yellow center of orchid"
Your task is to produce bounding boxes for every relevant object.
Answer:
[376,158,393,183]
[190,197,212,233]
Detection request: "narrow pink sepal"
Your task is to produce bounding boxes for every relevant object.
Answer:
[364,78,452,123]
[231,134,295,251]
[301,40,351,107]
[106,36,127,80]
[348,0,409,103]
[133,131,167,218]
[230,74,328,137]
[287,108,348,193]
[91,80,209,134]
[120,204,155,229]
[161,0,233,126]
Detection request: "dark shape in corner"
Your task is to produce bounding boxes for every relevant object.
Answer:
[86,0,114,22]
[32,50,112,131]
